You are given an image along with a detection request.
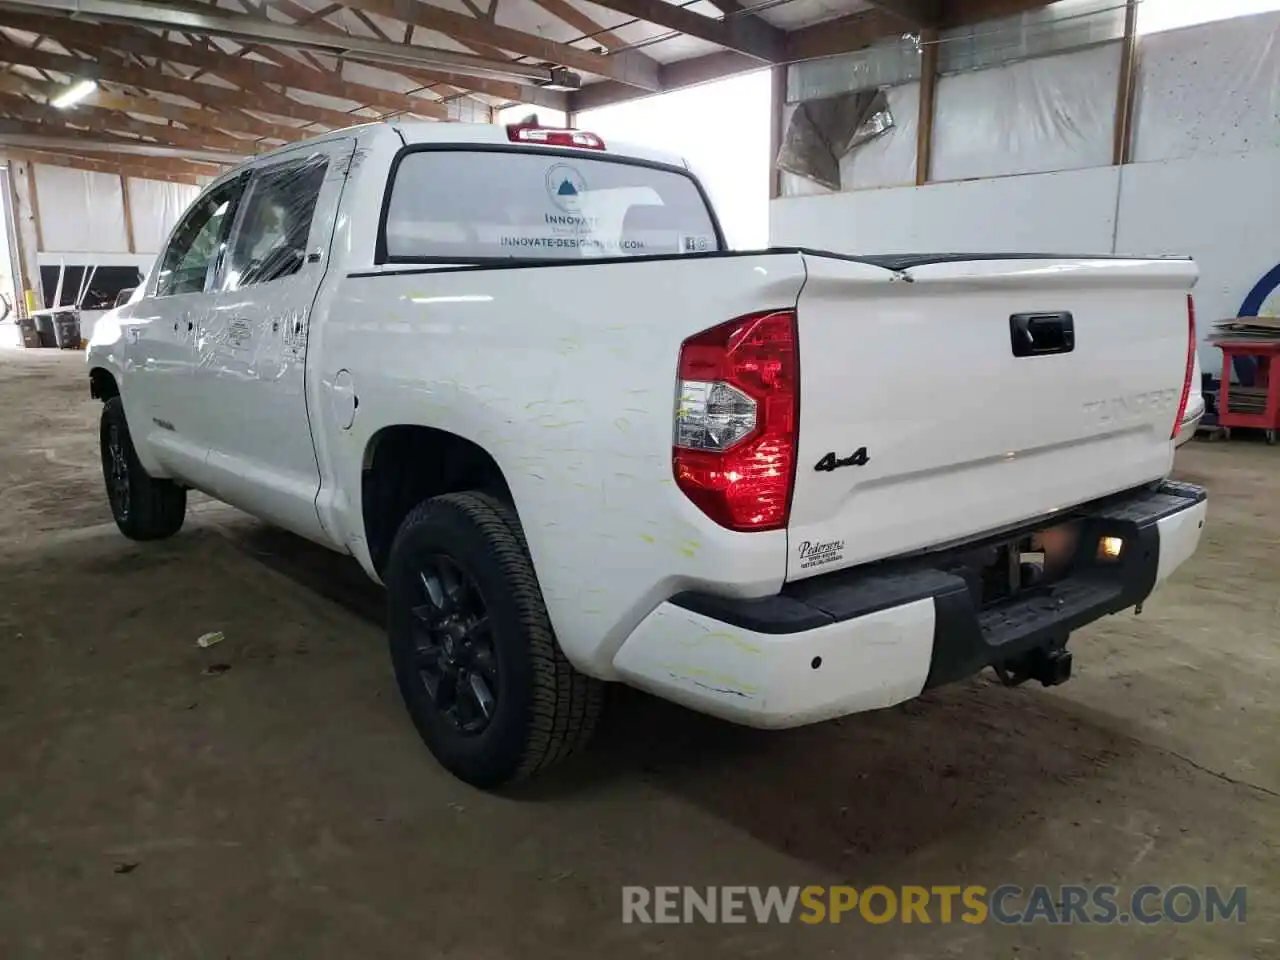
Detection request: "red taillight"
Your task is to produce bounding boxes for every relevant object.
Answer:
[506,124,605,150]
[1172,294,1196,439]
[673,310,799,531]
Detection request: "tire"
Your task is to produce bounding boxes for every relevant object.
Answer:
[386,492,602,788]
[99,397,187,541]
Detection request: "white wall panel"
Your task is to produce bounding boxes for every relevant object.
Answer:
[34,165,129,253]
[931,44,1120,182]
[771,164,1120,255]
[1115,146,1280,366]
[127,178,200,254]
[1132,9,1280,163]
[779,82,919,196]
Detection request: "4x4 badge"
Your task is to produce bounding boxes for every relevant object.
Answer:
[815,448,870,472]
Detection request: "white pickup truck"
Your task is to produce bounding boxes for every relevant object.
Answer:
[88,121,1208,787]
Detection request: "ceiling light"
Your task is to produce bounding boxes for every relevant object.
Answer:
[51,80,97,109]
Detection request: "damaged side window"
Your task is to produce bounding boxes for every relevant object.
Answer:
[156,178,245,298]
[221,157,328,291]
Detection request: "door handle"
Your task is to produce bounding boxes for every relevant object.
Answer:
[1010,312,1074,357]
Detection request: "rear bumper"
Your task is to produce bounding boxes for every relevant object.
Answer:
[611,482,1207,728]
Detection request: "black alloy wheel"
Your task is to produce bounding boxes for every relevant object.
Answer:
[411,555,499,735]
[104,422,131,522]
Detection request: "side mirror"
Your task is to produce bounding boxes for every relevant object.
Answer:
[114,287,136,308]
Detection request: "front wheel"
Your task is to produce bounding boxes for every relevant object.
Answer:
[100,397,187,541]
[385,492,602,788]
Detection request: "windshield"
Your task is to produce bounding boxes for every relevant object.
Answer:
[382,149,722,263]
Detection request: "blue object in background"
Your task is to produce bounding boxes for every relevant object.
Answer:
[1232,262,1280,386]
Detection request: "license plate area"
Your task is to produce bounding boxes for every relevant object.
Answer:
[941,522,1083,610]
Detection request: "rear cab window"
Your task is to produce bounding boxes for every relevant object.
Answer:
[380,148,723,263]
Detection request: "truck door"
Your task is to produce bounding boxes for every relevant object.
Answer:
[130,174,247,482]
[192,138,356,542]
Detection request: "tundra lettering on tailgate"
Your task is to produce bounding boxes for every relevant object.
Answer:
[1082,388,1178,426]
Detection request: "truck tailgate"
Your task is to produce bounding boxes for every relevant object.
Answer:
[788,254,1197,580]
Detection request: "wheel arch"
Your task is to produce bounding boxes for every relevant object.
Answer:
[89,366,120,401]
[360,424,520,576]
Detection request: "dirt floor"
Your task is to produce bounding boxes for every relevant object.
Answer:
[0,348,1276,959]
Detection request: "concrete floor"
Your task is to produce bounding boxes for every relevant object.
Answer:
[0,348,1276,959]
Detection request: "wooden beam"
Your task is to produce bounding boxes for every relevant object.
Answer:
[27,156,43,252]
[12,149,206,185]
[786,0,1052,63]
[768,64,784,199]
[862,0,942,27]
[7,163,33,300]
[569,51,764,113]
[915,28,938,185]
[120,174,137,252]
[785,9,902,62]
[0,90,261,155]
[0,117,227,170]
[247,0,569,109]
[576,0,784,62]
[1,12,449,121]
[332,0,660,89]
[341,5,479,102]
[527,0,635,54]
[0,37,337,132]
[938,0,1053,27]
[85,88,298,143]
[1112,0,1138,166]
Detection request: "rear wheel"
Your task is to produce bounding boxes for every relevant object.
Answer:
[386,492,602,788]
[99,397,187,541]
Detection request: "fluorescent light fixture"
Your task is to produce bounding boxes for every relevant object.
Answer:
[51,80,97,109]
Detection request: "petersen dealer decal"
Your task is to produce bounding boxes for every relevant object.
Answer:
[798,538,845,571]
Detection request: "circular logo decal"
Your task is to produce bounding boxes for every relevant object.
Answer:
[1240,262,1280,318]
[546,163,587,214]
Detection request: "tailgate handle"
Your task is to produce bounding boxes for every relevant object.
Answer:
[1010,312,1074,357]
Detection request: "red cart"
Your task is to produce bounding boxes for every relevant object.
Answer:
[1216,339,1280,444]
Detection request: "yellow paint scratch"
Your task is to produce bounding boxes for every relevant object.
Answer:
[639,533,656,544]
[675,631,762,655]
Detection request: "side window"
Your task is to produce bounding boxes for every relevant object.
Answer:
[221,157,328,291]
[156,178,243,298]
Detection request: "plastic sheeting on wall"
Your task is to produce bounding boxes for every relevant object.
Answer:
[776,89,896,191]
[787,36,921,102]
[1132,9,1280,163]
[128,178,201,255]
[780,82,919,196]
[34,165,129,253]
[930,44,1120,183]
[939,0,1125,73]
